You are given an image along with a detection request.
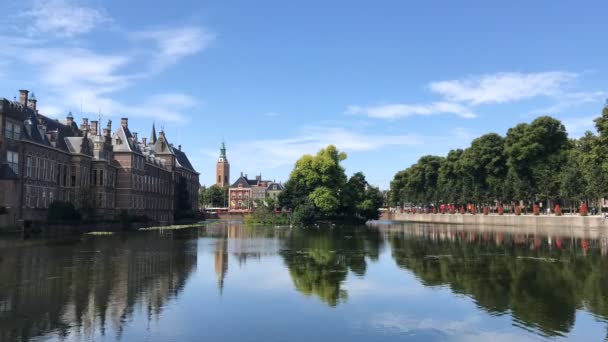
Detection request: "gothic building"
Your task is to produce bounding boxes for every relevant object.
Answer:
[0,89,200,227]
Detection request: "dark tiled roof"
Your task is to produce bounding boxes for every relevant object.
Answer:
[231,176,251,188]
[266,182,284,191]
[172,148,197,173]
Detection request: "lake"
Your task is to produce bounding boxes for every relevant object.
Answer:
[1,221,608,341]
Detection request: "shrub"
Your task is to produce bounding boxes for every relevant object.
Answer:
[498,206,504,215]
[471,206,477,215]
[580,202,588,216]
[47,201,81,222]
[555,204,562,216]
[533,204,540,216]
[483,207,489,215]
[515,205,522,216]
[293,199,318,225]
[449,206,455,214]
[459,206,465,214]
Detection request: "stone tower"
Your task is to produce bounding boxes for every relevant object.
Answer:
[216,142,230,187]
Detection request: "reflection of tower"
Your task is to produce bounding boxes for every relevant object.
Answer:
[214,238,228,293]
[216,142,230,188]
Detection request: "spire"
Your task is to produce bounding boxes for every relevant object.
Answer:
[150,122,157,144]
[220,141,226,158]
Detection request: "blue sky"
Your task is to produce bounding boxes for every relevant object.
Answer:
[1,0,607,189]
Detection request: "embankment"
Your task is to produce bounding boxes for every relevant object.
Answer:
[383,212,605,229]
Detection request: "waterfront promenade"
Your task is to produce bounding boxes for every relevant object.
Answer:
[384,211,606,229]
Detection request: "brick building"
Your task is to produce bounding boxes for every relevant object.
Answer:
[228,173,282,211]
[0,89,199,227]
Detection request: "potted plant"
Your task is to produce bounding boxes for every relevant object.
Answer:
[533,204,540,216]
[515,205,522,216]
[580,202,588,216]
[483,207,489,215]
[555,204,562,216]
[498,206,504,215]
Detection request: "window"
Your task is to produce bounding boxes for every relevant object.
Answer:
[26,156,32,177]
[7,151,18,175]
[99,170,104,186]
[40,159,46,180]
[33,158,39,179]
[4,121,21,140]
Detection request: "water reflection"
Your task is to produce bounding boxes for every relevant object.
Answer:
[384,223,608,337]
[0,230,198,341]
[2,222,608,341]
[280,226,383,306]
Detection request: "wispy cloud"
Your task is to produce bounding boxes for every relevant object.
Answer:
[131,26,216,70]
[346,101,475,119]
[0,3,213,123]
[430,71,577,105]
[202,126,423,170]
[19,0,110,37]
[349,71,604,121]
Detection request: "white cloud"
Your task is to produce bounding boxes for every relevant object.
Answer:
[201,126,423,172]
[531,90,608,116]
[0,4,211,122]
[346,101,475,119]
[132,27,216,70]
[430,71,577,105]
[20,0,110,37]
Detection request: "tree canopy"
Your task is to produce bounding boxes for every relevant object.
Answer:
[279,145,383,223]
[389,108,608,210]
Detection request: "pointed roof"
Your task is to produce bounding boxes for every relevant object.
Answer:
[150,122,157,145]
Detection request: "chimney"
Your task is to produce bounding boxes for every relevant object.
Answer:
[142,137,147,145]
[18,89,28,106]
[103,128,110,137]
[106,119,112,131]
[90,120,98,135]
[81,118,89,133]
[132,132,138,142]
[121,117,128,128]
[66,112,74,126]
[28,93,37,111]
[241,172,243,177]
[178,144,182,151]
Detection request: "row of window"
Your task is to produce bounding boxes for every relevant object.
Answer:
[132,174,170,194]
[130,195,172,210]
[24,186,61,209]
[90,169,115,187]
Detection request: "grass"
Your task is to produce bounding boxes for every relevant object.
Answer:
[138,224,203,231]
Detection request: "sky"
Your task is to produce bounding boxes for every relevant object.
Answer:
[0,0,607,189]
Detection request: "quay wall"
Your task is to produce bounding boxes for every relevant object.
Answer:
[384,212,605,229]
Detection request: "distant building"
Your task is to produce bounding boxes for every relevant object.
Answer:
[227,173,282,211]
[0,89,200,227]
[216,142,230,187]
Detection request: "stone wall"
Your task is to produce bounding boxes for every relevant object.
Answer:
[385,212,605,229]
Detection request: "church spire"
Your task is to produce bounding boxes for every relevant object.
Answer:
[220,141,226,159]
[150,122,157,144]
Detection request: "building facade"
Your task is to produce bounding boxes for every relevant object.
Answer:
[0,89,200,227]
[227,173,282,211]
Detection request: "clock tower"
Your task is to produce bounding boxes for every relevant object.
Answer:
[216,142,230,187]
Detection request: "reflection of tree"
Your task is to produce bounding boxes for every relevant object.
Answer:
[0,230,198,341]
[388,226,608,337]
[281,226,383,306]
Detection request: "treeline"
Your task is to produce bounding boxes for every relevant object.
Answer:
[389,105,608,211]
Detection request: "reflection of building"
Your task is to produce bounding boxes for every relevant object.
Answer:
[0,232,198,341]
[214,238,228,293]
[0,89,200,226]
[228,173,283,211]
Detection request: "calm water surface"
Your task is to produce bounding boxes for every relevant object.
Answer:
[2,221,608,341]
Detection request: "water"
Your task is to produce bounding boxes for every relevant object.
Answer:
[1,221,608,341]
